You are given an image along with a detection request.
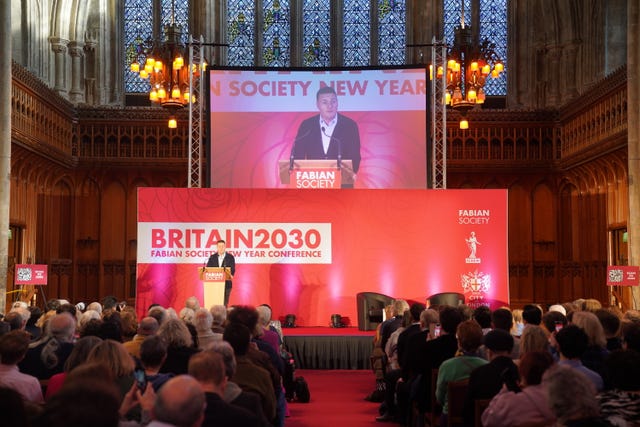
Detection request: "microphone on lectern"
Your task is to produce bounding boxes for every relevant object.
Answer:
[322,126,342,170]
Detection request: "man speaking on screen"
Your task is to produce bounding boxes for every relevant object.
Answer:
[290,86,361,184]
[206,239,235,306]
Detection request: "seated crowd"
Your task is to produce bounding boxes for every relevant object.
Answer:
[0,296,286,427]
[369,298,640,426]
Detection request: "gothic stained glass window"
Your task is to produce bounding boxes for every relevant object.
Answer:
[228,0,256,66]
[378,0,406,65]
[124,0,153,93]
[479,0,507,95]
[443,0,506,96]
[263,0,291,66]
[161,0,190,44]
[443,0,471,47]
[302,0,331,67]
[124,0,190,93]
[343,0,370,67]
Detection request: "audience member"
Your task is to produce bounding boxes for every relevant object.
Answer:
[149,375,205,427]
[571,310,609,379]
[139,335,174,391]
[482,351,556,427]
[256,305,280,353]
[45,335,102,400]
[463,328,517,426]
[86,339,136,398]
[185,296,200,311]
[0,330,44,403]
[120,308,139,342]
[19,312,76,379]
[522,304,542,326]
[379,299,409,352]
[86,301,103,315]
[595,308,623,351]
[25,306,42,340]
[400,305,463,420]
[490,308,520,358]
[210,305,227,334]
[541,310,567,336]
[598,349,640,426]
[208,340,266,421]
[548,304,567,316]
[582,298,603,312]
[194,308,220,350]
[510,308,524,336]
[4,311,26,331]
[157,318,200,375]
[99,310,124,342]
[395,303,426,370]
[224,322,276,423]
[544,364,609,426]
[385,310,411,371]
[472,306,492,334]
[518,324,549,359]
[123,316,159,359]
[621,320,640,352]
[435,320,487,425]
[148,305,168,326]
[554,324,604,391]
[0,387,30,427]
[179,307,196,325]
[189,350,262,427]
[35,376,121,427]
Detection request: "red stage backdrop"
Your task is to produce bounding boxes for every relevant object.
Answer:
[137,188,509,325]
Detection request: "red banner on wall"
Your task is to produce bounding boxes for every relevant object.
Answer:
[607,266,639,286]
[15,264,48,285]
[137,188,509,326]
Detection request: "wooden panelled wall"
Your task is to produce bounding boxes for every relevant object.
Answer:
[6,63,630,312]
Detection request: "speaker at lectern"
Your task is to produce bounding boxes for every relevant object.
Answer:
[199,267,231,308]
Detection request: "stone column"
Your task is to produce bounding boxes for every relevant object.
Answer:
[0,0,10,312]
[69,41,85,103]
[546,46,562,107]
[627,0,640,309]
[49,37,69,97]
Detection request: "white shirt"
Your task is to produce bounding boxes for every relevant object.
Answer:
[0,364,44,403]
[319,115,338,154]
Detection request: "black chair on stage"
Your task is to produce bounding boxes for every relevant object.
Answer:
[427,292,465,308]
[356,292,394,331]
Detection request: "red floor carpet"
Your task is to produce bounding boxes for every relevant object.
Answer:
[286,369,381,427]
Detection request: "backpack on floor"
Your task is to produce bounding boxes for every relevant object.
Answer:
[281,348,296,400]
[294,376,311,403]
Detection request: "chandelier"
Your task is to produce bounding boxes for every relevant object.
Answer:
[128,2,200,128]
[434,1,504,129]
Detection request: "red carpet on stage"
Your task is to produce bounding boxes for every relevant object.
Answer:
[286,369,380,427]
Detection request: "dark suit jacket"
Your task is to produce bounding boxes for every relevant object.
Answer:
[206,252,236,288]
[463,355,518,426]
[202,392,262,427]
[291,113,361,173]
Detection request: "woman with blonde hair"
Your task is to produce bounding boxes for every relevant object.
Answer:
[570,310,609,378]
[85,339,135,398]
[156,318,200,375]
[518,325,549,359]
[511,308,524,337]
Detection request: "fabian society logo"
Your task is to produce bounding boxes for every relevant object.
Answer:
[465,231,481,263]
[461,269,491,300]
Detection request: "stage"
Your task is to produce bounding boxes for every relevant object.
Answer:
[282,327,375,370]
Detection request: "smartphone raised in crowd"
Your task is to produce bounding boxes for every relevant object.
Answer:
[134,368,147,392]
[433,323,442,338]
